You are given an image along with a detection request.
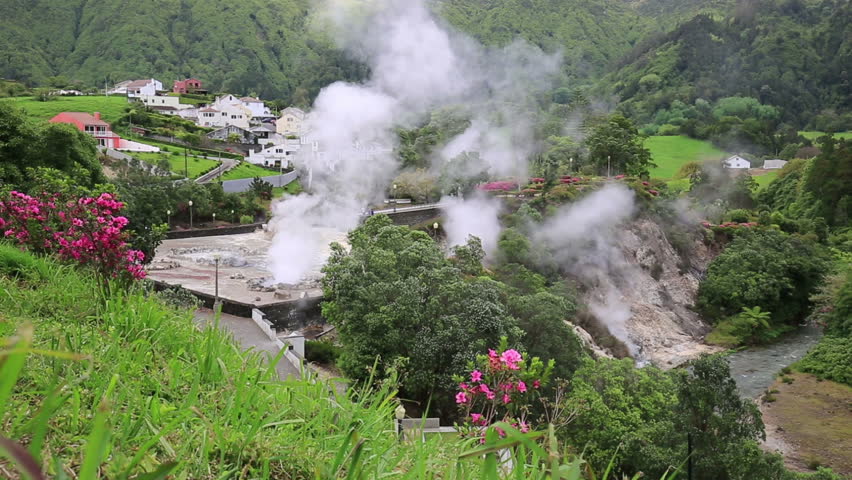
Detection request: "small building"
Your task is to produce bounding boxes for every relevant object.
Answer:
[723,155,751,169]
[126,79,164,98]
[49,112,159,152]
[173,78,205,94]
[246,140,302,168]
[276,107,306,136]
[239,96,274,121]
[52,89,82,96]
[249,124,284,145]
[762,159,788,169]
[139,95,193,115]
[107,80,133,95]
[207,125,256,144]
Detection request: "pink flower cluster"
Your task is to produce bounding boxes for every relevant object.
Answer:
[559,175,584,184]
[0,191,146,281]
[478,181,519,192]
[455,345,550,442]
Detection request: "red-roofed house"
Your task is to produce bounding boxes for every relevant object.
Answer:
[49,112,160,153]
[49,112,121,148]
[173,78,204,94]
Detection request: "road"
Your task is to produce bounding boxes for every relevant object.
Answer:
[193,308,300,380]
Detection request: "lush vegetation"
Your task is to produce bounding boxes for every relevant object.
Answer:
[0,101,105,191]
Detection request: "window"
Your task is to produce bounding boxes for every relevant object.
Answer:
[275,149,283,153]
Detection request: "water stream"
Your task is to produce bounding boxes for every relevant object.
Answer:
[725,325,823,399]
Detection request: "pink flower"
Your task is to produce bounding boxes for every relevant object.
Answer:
[500,349,522,370]
[519,422,530,433]
[502,394,511,404]
[479,384,491,395]
[486,391,495,400]
[471,413,484,425]
[470,370,483,383]
[459,382,469,390]
[517,381,527,393]
[455,392,469,404]
[532,380,541,389]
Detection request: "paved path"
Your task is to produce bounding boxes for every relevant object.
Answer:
[193,308,300,380]
[196,158,238,183]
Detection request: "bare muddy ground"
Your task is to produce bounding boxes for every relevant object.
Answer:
[759,373,852,476]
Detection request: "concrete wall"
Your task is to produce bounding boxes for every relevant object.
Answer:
[253,308,304,373]
[164,223,263,240]
[381,207,441,226]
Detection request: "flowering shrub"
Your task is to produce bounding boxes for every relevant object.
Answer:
[454,340,553,441]
[478,181,519,192]
[0,191,146,281]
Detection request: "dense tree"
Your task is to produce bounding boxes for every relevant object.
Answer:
[0,102,105,191]
[321,215,520,415]
[585,115,655,177]
[697,229,830,327]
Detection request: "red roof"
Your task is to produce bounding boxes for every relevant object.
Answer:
[49,112,110,130]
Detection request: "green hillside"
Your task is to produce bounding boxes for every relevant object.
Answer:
[0,0,745,103]
[605,0,852,127]
[9,95,130,124]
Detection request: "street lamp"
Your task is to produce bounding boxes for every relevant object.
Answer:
[392,184,397,212]
[231,209,235,223]
[212,212,216,225]
[607,155,611,178]
[166,209,171,228]
[213,254,221,311]
[188,200,194,230]
[433,222,439,239]
[394,404,406,441]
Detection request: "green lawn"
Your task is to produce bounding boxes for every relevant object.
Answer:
[753,170,779,190]
[131,151,220,179]
[645,135,728,180]
[220,162,277,181]
[799,131,852,141]
[272,179,303,197]
[9,95,130,124]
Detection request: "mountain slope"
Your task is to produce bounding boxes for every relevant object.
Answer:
[603,0,852,126]
[0,0,366,104]
[1,0,738,101]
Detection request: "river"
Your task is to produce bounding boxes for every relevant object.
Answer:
[725,324,823,399]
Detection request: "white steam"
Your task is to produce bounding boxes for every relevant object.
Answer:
[268,0,561,282]
[534,184,640,355]
[441,194,503,256]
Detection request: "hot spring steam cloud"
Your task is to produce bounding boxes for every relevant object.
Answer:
[268,0,561,282]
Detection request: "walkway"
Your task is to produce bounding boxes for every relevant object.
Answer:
[195,158,239,183]
[193,308,300,380]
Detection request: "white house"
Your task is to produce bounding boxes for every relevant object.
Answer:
[239,96,274,121]
[246,139,303,168]
[276,107,306,136]
[107,80,133,95]
[762,159,788,169]
[723,155,751,169]
[139,95,193,115]
[126,79,164,98]
[197,104,251,129]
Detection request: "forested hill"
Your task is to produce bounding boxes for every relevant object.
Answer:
[0,0,367,104]
[1,0,732,102]
[603,0,852,127]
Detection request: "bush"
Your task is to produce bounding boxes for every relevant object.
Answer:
[797,336,852,385]
[727,209,751,223]
[305,340,341,365]
[239,215,254,225]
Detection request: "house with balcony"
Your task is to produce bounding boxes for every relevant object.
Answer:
[139,95,193,115]
[126,79,163,99]
[173,78,206,94]
[49,112,159,152]
[276,107,306,136]
[246,139,303,168]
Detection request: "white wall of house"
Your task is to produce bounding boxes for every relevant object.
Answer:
[140,95,189,110]
[246,140,302,167]
[724,155,751,169]
[128,79,164,98]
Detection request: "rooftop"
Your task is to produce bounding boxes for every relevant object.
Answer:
[49,112,110,127]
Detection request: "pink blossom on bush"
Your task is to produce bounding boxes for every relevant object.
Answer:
[455,392,469,404]
[470,370,483,383]
[500,349,522,370]
[517,381,527,393]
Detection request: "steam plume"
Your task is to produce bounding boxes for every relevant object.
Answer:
[268,0,561,282]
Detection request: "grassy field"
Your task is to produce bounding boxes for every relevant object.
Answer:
[9,95,130,123]
[645,135,728,180]
[272,179,303,197]
[760,373,852,476]
[220,162,277,181]
[131,150,220,178]
[799,131,852,141]
[753,170,779,190]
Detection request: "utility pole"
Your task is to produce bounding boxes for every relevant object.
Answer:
[607,155,611,178]
[184,146,189,179]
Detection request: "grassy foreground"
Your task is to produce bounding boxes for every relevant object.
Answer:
[9,96,130,124]
[220,162,277,181]
[645,135,728,180]
[0,245,628,479]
